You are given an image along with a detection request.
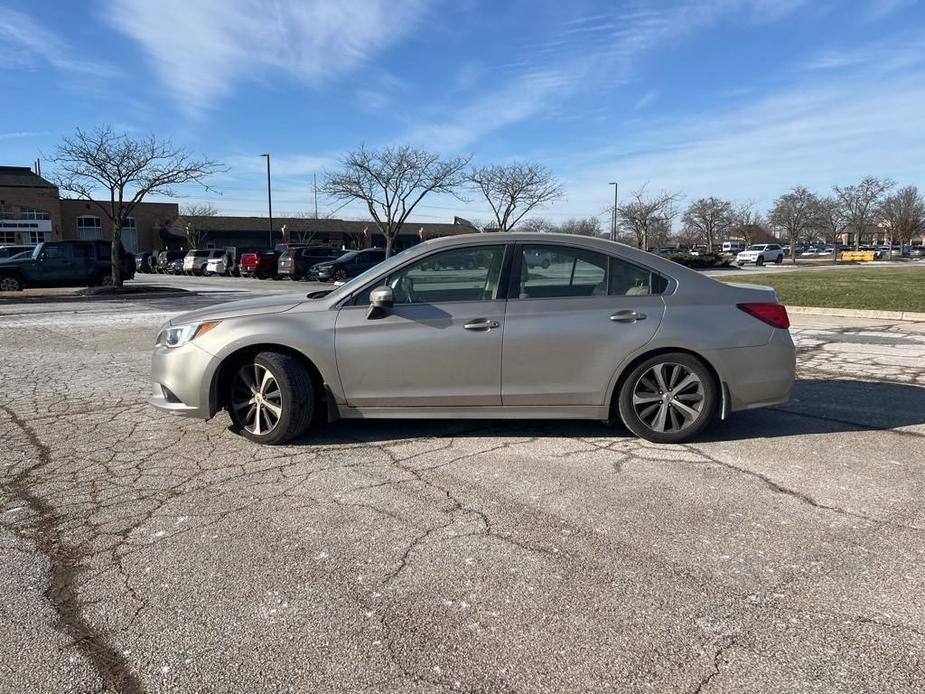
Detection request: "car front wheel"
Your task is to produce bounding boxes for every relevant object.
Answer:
[0,275,23,291]
[617,353,717,443]
[333,268,348,281]
[756,256,765,266]
[228,351,314,445]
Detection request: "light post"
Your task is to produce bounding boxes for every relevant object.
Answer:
[609,181,618,241]
[261,153,273,248]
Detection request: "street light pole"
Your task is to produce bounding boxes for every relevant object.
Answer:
[261,154,273,248]
[609,181,618,241]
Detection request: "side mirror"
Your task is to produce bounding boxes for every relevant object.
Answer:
[366,285,393,320]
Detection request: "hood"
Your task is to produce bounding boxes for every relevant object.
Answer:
[170,294,304,325]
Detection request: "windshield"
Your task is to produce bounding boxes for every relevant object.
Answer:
[747,245,765,251]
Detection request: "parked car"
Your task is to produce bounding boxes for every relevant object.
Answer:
[721,241,746,254]
[0,240,134,291]
[204,252,234,277]
[736,244,784,266]
[165,258,184,274]
[278,246,345,280]
[308,248,387,282]
[0,245,34,260]
[135,252,156,273]
[183,249,227,276]
[149,233,795,446]
[239,250,281,279]
[156,250,187,273]
[909,246,925,258]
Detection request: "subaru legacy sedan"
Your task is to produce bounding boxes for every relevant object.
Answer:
[150,233,795,445]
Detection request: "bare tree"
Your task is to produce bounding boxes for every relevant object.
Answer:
[519,217,557,233]
[467,162,562,232]
[768,186,821,263]
[51,126,222,286]
[834,176,894,250]
[321,145,470,257]
[681,197,733,253]
[558,217,603,236]
[814,196,847,262]
[614,186,682,250]
[878,185,925,259]
[171,202,219,249]
[728,201,770,245]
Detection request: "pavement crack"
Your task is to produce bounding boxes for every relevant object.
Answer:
[690,638,736,694]
[0,404,144,694]
[684,443,924,533]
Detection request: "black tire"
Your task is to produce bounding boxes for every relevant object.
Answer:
[333,268,348,281]
[775,255,783,264]
[616,352,717,444]
[0,274,23,292]
[270,274,282,281]
[255,272,268,280]
[756,256,765,266]
[541,259,551,269]
[228,351,314,445]
[95,271,114,287]
[292,274,304,282]
[202,271,213,277]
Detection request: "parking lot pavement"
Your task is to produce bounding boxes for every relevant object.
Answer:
[1,299,924,693]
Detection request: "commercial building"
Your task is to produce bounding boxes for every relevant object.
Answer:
[0,166,178,252]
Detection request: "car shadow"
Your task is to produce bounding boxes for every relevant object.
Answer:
[293,378,924,446]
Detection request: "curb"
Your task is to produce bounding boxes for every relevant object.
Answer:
[787,306,925,322]
[0,291,191,305]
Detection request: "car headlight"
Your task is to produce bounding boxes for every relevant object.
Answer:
[157,320,221,348]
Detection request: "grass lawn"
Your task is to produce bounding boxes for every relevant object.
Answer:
[718,266,925,312]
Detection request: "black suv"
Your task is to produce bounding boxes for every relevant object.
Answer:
[0,241,135,291]
[278,246,345,280]
[156,250,187,273]
[308,248,387,282]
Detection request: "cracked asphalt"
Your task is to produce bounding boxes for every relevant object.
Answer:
[1,291,924,693]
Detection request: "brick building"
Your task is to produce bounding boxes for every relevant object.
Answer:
[0,165,178,252]
[163,215,475,252]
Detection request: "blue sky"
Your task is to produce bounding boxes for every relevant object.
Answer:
[1,0,923,226]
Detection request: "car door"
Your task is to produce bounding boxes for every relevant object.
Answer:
[35,244,76,286]
[334,244,508,407]
[501,243,666,406]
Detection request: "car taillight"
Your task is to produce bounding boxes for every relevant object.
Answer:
[737,302,790,329]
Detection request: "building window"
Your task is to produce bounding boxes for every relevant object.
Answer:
[77,216,103,241]
[29,231,51,245]
[120,217,138,253]
[0,231,15,244]
[21,207,51,220]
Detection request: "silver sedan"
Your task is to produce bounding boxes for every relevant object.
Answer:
[150,233,795,444]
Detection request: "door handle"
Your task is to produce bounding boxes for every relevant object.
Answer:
[610,310,646,323]
[463,319,500,331]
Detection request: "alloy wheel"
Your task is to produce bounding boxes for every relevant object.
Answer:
[232,363,283,436]
[0,276,22,291]
[631,362,705,434]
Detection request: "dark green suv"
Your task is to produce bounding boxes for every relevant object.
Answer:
[0,240,135,292]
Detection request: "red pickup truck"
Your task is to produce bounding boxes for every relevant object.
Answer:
[239,250,280,279]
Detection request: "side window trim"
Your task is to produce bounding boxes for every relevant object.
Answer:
[508,242,672,300]
[343,243,513,307]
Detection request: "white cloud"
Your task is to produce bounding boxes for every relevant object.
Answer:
[104,0,428,115]
[0,7,116,78]
[559,73,925,217]
[401,0,811,152]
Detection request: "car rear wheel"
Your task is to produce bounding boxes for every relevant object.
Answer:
[0,275,23,291]
[617,353,717,443]
[229,351,314,445]
[95,272,114,287]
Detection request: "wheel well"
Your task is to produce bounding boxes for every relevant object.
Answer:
[609,347,722,415]
[212,344,325,415]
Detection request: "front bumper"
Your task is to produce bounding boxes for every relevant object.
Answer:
[148,341,219,419]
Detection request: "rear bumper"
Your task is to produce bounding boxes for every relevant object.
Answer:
[705,330,796,412]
